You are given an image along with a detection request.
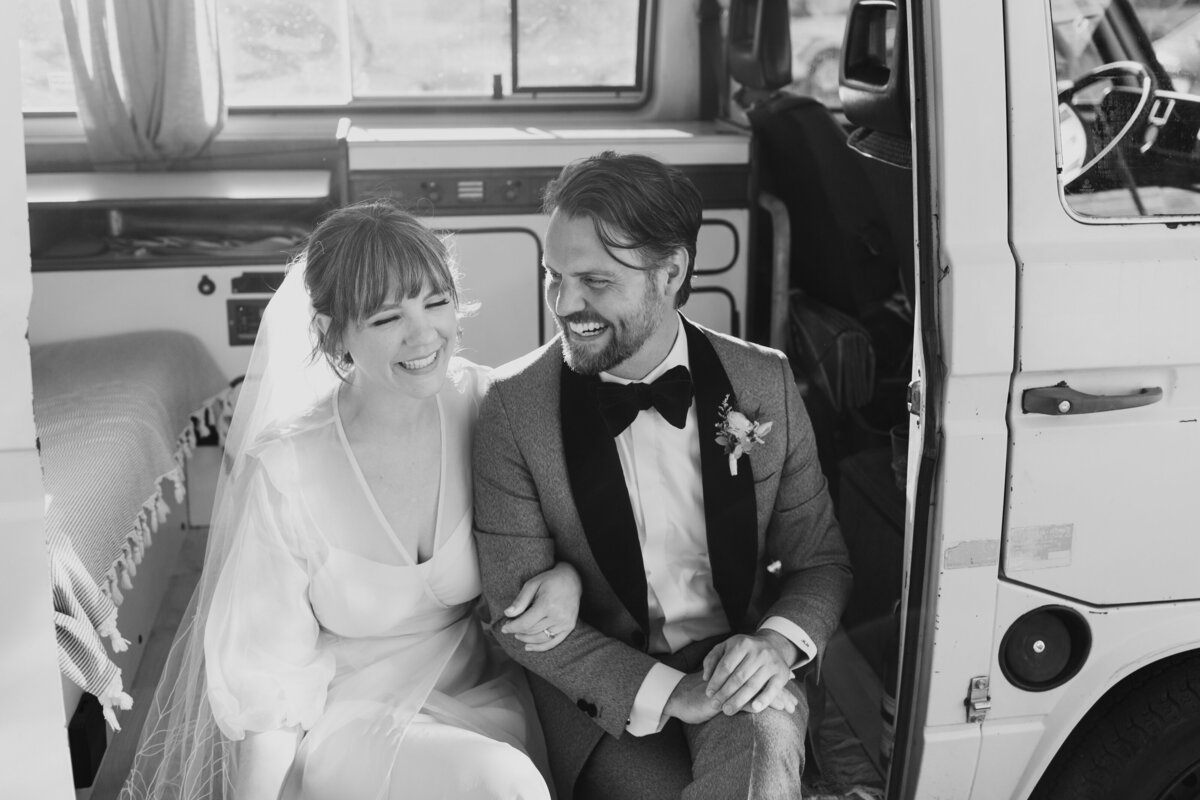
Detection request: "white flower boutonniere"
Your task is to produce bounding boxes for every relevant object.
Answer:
[714,394,773,476]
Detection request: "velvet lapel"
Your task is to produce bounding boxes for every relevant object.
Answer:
[684,319,759,631]
[560,363,650,633]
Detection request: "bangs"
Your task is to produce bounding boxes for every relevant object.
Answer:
[330,220,456,323]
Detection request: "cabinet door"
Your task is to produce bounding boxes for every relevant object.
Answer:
[449,227,544,368]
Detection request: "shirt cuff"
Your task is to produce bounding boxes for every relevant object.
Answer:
[758,617,818,670]
[626,662,686,737]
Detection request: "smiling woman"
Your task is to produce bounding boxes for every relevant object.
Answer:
[118,200,584,800]
[302,200,467,385]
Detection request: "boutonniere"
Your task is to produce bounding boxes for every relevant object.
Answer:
[714,394,773,476]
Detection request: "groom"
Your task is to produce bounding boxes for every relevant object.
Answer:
[473,151,852,799]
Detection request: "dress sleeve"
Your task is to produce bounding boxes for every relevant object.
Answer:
[203,444,336,741]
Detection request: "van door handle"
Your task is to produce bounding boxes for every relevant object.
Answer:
[1022,382,1163,415]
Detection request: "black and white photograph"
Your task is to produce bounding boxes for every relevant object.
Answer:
[6,1,1200,798]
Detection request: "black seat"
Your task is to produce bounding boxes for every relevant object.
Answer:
[837,0,917,432]
[748,93,904,322]
[728,0,914,490]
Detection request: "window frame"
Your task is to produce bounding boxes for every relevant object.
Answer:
[511,0,652,96]
[22,0,658,117]
[1050,0,1200,225]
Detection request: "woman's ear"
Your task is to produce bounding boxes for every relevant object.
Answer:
[315,313,343,360]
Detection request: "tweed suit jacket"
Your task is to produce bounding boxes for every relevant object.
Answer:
[472,317,852,796]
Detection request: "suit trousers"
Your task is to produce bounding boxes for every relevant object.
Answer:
[574,689,808,800]
[573,637,808,800]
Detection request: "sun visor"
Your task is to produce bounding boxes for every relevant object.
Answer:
[840,0,912,169]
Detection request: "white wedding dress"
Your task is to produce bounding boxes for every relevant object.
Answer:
[202,364,551,800]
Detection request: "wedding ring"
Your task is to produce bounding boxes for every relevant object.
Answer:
[542,628,553,638]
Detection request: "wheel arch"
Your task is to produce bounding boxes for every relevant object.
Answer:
[1026,647,1200,799]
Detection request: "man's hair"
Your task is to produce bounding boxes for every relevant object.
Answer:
[542,151,703,307]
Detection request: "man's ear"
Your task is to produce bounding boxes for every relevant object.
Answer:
[660,247,689,299]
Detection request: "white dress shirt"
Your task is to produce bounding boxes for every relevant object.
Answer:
[601,316,817,736]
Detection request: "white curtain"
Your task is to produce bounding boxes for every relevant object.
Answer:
[59,0,226,169]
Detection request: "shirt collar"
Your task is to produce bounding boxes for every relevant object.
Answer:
[599,313,689,385]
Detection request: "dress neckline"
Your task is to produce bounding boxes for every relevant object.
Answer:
[331,386,446,567]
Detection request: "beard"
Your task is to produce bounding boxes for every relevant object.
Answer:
[556,279,664,376]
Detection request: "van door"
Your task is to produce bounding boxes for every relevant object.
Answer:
[1005,0,1200,616]
[994,0,1200,786]
[984,1,1200,795]
[870,0,1020,796]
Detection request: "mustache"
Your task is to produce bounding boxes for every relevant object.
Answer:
[557,312,611,327]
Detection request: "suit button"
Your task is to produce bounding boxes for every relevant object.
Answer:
[631,630,646,649]
[577,699,598,717]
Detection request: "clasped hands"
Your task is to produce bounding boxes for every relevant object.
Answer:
[665,631,800,724]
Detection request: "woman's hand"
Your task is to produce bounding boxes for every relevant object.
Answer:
[499,562,582,652]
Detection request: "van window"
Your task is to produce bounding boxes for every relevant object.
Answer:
[19,0,647,112]
[19,0,72,111]
[788,0,851,107]
[1052,0,1200,218]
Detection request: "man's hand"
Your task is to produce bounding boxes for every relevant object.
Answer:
[662,672,723,724]
[701,632,799,716]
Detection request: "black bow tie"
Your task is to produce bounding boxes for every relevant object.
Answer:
[594,365,694,437]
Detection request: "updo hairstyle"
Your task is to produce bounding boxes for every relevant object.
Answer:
[299,199,466,376]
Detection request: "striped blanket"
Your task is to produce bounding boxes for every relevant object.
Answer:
[31,331,230,728]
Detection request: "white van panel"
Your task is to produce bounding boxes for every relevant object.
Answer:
[346,122,750,171]
[1,11,75,791]
[30,265,268,381]
[977,582,1200,800]
[1006,364,1200,604]
[908,0,1016,794]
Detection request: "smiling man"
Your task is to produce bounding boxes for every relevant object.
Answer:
[472,151,852,800]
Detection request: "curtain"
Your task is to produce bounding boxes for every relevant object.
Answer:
[59,0,226,169]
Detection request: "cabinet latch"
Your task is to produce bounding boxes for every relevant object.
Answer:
[965,676,991,723]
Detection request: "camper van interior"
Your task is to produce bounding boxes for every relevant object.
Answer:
[11,0,1200,798]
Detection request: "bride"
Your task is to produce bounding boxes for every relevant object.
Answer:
[122,200,580,800]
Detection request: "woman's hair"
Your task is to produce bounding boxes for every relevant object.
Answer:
[298,199,469,375]
[541,150,704,307]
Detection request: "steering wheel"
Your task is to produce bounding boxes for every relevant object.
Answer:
[1057,60,1157,184]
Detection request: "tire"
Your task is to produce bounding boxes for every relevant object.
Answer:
[1031,653,1200,800]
